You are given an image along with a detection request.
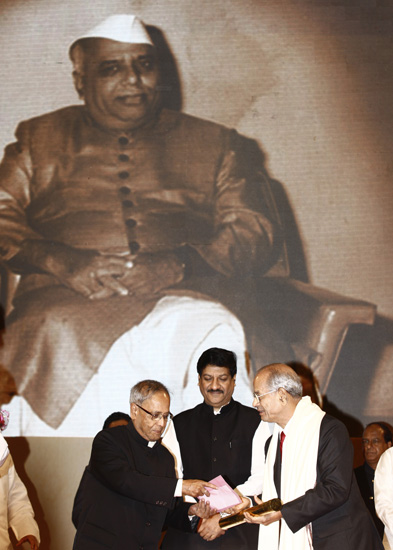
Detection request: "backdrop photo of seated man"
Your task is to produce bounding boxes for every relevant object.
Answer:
[0,14,290,435]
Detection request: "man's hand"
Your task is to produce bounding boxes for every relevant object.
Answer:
[116,252,184,297]
[243,495,282,525]
[188,500,217,520]
[197,513,226,541]
[16,534,39,549]
[15,239,133,300]
[55,252,133,299]
[221,495,250,516]
[182,479,218,498]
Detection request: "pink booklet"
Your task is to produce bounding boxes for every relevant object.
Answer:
[198,475,241,512]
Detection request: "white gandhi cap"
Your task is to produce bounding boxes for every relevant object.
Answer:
[71,14,153,48]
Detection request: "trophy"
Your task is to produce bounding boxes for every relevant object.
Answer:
[218,498,283,530]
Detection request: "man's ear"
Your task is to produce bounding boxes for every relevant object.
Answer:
[72,71,85,100]
[388,441,392,448]
[277,388,287,402]
[130,403,137,421]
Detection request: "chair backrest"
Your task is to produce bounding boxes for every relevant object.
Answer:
[351,437,364,469]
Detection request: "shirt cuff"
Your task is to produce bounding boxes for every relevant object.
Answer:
[175,479,183,497]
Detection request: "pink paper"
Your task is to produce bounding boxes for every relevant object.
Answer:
[198,475,241,512]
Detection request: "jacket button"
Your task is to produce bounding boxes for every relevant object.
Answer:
[118,171,130,179]
[213,457,217,462]
[118,136,129,146]
[122,200,134,208]
[126,219,137,228]
[146,521,151,526]
[119,186,131,195]
[129,241,140,254]
[118,154,130,162]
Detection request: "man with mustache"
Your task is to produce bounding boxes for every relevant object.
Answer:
[162,348,270,550]
[0,14,285,435]
[355,422,392,540]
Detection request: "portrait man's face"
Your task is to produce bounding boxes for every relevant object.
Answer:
[362,424,392,469]
[198,365,236,409]
[78,39,160,130]
[130,391,170,441]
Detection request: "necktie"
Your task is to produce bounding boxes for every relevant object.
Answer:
[280,431,286,458]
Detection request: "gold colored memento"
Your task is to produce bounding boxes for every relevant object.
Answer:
[218,498,283,530]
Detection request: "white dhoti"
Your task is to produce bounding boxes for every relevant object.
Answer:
[5,296,252,436]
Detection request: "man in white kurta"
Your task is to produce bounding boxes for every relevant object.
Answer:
[375,446,393,550]
[0,431,40,549]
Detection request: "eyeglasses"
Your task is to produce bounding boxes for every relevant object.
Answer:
[253,389,277,402]
[134,403,173,423]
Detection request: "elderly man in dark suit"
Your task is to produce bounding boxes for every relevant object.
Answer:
[72,379,216,550]
[243,364,383,550]
[0,14,285,435]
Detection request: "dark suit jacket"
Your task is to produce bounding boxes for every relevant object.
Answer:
[280,415,383,550]
[72,422,191,550]
[354,462,384,538]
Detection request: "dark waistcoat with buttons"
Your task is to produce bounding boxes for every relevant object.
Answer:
[162,399,260,550]
[0,105,279,427]
[354,462,385,539]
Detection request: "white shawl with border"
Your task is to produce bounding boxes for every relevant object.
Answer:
[258,396,325,550]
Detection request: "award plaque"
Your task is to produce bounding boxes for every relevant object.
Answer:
[218,498,283,530]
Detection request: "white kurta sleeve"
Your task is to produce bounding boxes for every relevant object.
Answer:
[375,447,393,548]
[236,421,273,497]
[7,461,40,544]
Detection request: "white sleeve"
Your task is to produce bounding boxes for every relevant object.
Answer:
[375,447,393,541]
[161,421,197,504]
[7,462,40,543]
[236,421,273,497]
[161,420,184,479]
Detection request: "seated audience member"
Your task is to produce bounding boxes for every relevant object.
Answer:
[0,410,40,550]
[355,422,393,539]
[102,411,131,429]
[375,446,393,550]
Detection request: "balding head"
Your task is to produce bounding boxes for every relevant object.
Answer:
[253,363,303,428]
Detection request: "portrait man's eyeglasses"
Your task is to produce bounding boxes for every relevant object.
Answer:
[134,403,173,422]
[253,389,278,402]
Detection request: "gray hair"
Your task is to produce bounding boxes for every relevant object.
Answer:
[260,364,303,398]
[129,380,170,405]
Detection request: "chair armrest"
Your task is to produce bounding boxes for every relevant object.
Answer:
[0,261,20,317]
[260,277,376,393]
